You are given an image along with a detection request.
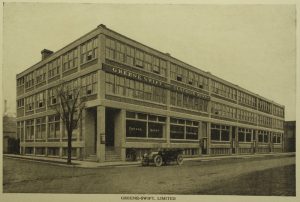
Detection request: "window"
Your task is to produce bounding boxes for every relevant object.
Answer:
[105,37,115,60]
[144,53,152,72]
[25,119,34,140]
[135,49,144,68]
[126,112,166,138]
[36,66,46,84]
[82,72,97,96]
[170,118,198,140]
[125,45,135,66]
[258,99,271,114]
[258,131,269,143]
[81,38,98,63]
[105,74,167,104]
[35,117,46,140]
[105,73,115,94]
[48,147,59,156]
[25,95,34,111]
[153,57,160,74]
[211,80,237,100]
[65,79,78,100]
[17,77,25,86]
[25,72,34,89]
[171,91,208,112]
[48,115,60,139]
[211,102,236,119]
[170,63,209,90]
[36,91,46,108]
[211,124,230,142]
[17,121,24,141]
[63,48,78,72]
[48,87,58,105]
[238,91,256,108]
[48,57,61,78]
[115,41,125,63]
[238,128,252,142]
[17,98,25,108]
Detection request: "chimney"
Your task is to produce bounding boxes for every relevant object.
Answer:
[41,49,53,60]
[4,99,7,114]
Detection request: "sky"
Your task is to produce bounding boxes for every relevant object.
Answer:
[2,3,296,120]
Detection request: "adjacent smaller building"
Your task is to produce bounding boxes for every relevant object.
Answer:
[3,115,19,154]
[284,121,296,152]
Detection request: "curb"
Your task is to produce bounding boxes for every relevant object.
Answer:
[4,152,295,168]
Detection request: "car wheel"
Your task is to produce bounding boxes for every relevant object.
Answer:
[154,155,163,167]
[176,155,183,165]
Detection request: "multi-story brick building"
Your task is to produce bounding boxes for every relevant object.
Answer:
[16,24,285,162]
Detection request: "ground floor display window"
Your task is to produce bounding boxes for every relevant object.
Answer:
[170,118,199,140]
[238,128,252,142]
[126,111,166,138]
[272,133,282,143]
[211,124,230,141]
[258,130,269,143]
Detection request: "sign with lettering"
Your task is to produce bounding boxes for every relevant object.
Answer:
[103,64,210,100]
[126,120,146,137]
[148,122,163,138]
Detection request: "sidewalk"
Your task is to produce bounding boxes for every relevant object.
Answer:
[3,152,295,168]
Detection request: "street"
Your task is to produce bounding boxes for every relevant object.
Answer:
[3,154,295,195]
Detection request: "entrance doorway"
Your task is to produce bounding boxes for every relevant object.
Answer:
[105,108,118,147]
[232,126,236,154]
[202,138,208,155]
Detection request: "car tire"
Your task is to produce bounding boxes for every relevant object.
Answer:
[154,155,163,167]
[176,155,183,165]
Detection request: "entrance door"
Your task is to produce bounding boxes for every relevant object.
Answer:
[105,108,115,147]
[202,138,208,155]
[232,127,236,154]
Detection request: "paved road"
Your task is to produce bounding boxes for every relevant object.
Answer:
[3,154,295,195]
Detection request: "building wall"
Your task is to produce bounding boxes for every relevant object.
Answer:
[16,25,285,161]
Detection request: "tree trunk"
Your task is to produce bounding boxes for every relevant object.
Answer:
[67,130,72,164]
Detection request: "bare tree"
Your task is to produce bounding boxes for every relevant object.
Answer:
[53,80,85,164]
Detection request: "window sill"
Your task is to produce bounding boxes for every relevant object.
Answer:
[126,137,166,140]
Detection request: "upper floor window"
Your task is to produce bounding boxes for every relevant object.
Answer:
[48,57,61,78]
[17,77,25,87]
[48,87,58,105]
[258,99,271,114]
[62,48,78,72]
[82,72,97,96]
[211,80,237,100]
[17,98,25,108]
[65,79,78,100]
[81,37,98,64]
[211,102,236,120]
[105,37,115,60]
[238,91,256,108]
[36,91,46,108]
[25,95,34,111]
[125,45,135,66]
[36,66,46,84]
[135,49,144,68]
[25,72,34,89]
[170,63,209,90]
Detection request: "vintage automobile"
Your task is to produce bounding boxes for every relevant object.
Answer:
[141,148,184,167]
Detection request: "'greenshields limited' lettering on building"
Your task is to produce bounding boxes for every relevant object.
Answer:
[103,64,210,100]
